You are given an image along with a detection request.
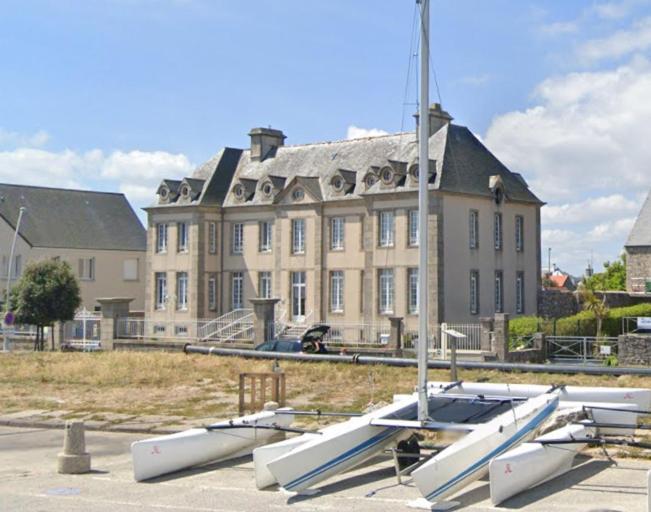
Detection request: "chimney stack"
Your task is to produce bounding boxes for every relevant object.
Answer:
[414,103,453,137]
[249,127,286,162]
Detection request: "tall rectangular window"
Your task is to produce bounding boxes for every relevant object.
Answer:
[408,268,419,314]
[378,269,394,314]
[176,272,188,310]
[469,210,479,249]
[470,270,479,315]
[123,258,138,281]
[259,221,272,252]
[330,271,344,312]
[208,222,217,254]
[177,222,189,252]
[495,270,504,313]
[408,210,419,247]
[292,218,305,254]
[379,211,395,247]
[232,223,244,254]
[232,272,244,309]
[516,271,525,314]
[155,272,167,310]
[78,257,95,281]
[156,223,168,253]
[259,271,272,299]
[208,276,217,310]
[515,215,524,252]
[494,212,503,251]
[330,217,344,250]
[14,254,22,277]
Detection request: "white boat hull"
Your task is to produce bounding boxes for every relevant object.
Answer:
[267,396,418,492]
[412,393,559,504]
[489,423,594,505]
[428,381,651,410]
[131,409,294,481]
[253,433,320,489]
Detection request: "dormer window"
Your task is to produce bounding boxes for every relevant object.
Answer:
[331,175,344,192]
[160,188,169,200]
[180,185,190,198]
[494,187,503,205]
[409,164,419,181]
[365,174,377,188]
[292,188,304,201]
[489,175,505,205]
[262,182,273,197]
[233,184,245,200]
[380,167,394,185]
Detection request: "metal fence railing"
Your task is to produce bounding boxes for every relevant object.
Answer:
[321,323,391,347]
[547,335,618,364]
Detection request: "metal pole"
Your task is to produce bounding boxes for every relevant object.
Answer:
[3,206,25,352]
[417,0,430,423]
[450,337,458,382]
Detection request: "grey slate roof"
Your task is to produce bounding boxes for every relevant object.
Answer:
[626,191,651,247]
[151,121,541,210]
[0,183,146,251]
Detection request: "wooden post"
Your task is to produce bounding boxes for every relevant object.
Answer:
[238,372,286,415]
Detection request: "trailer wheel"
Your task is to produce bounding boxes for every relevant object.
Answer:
[396,435,420,471]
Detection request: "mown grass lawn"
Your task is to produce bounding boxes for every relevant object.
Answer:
[2,351,650,427]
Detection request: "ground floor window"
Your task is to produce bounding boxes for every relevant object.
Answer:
[516,271,524,314]
[330,271,344,312]
[232,272,244,309]
[176,272,188,310]
[408,268,418,314]
[155,272,167,310]
[378,269,394,314]
[208,276,217,310]
[470,270,479,315]
[495,270,503,314]
[259,271,272,299]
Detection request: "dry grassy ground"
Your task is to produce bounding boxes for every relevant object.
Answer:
[1,351,650,423]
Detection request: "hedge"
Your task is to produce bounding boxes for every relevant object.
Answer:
[510,303,651,338]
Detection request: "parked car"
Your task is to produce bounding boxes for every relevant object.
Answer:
[255,325,330,354]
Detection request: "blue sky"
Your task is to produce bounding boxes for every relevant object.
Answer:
[2,0,651,275]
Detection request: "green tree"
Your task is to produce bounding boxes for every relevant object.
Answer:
[11,260,81,351]
[578,283,609,338]
[583,255,626,291]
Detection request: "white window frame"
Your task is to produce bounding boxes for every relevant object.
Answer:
[232,223,244,254]
[292,218,305,254]
[176,272,188,311]
[79,257,95,281]
[330,270,344,313]
[208,276,217,310]
[494,212,502,251]
[208,222,217,254]
[495,270,503,314]
[408,268,418,314]
[232,271,244,309]
[155,272,167,310]
[469,210,479,249]
[378,269,394,314]
[515,215,524,252]
[177,222,189,253]
[378,210,395,247]
[470,270,479,315]
[156,223,168,253]
[259,221,272,253]
[259,271,272,299]
[516,271,525,314]
[123,258,139,281]
[408,210,419,247]
[330,217,344,251]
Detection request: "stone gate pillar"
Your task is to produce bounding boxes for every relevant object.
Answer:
[96,298,133,351]
[389,316,403,352]
[493,313,510,361]
[250,298,280,344]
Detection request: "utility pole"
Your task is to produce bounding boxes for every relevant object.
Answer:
[547,247,552,275]
[3,206,26,352]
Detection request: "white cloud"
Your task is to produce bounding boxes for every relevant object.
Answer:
[485,56,651,274]
[539,21,579,36]
[542,194,641,224]
[0,128,50,149]
[0,145,193,216]
[593,1,638,20]
[577,16,651,62]
[346,125,389,139]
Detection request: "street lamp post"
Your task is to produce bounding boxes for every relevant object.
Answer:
[3,206,26,352]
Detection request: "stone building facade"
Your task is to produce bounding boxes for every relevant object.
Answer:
[144,105,542,336]
[625,190,651,294]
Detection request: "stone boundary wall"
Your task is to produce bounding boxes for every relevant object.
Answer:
[618,334,651,366]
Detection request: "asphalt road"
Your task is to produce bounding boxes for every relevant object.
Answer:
[0,425,648,511]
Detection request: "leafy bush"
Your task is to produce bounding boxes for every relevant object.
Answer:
[509,303,651,337]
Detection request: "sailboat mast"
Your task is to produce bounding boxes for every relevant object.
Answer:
[417,0,430,423]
